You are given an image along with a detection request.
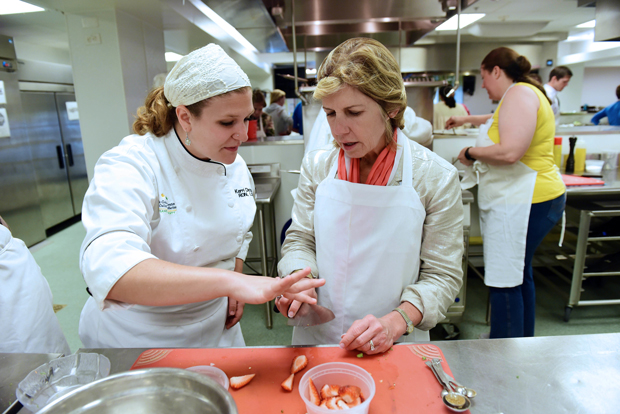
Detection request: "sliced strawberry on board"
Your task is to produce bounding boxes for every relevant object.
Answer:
[281,373,295,392]
[229,374,255,390]
[291,355,309,374]
[308,378,321,406]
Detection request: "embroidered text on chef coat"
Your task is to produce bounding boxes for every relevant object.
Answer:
[159,193,177,214]
[234,188,254,197]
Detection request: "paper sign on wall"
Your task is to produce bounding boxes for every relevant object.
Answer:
[0,81,6,104]
[0,108,11,138]
[66,101,79,121]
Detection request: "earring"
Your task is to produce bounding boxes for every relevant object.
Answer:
[185,131,191,146]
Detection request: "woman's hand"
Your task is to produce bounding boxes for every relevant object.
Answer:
[339,314,400,355]
[445,116,466,130]
[457,147,474,166]
[276,288,317,318]
[232,267,325,305]
[225,298,245,329]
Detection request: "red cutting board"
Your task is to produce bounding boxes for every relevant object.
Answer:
[131,344,467,413]
[561,174,605,186]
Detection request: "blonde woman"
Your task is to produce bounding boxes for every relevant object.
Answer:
[78,44,324,348]
[276,38,463,354]
[264,89,293,135]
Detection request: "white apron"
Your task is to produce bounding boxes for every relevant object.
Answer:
[292,132,429,345]
[0,226,70,354]
[461,94,537,288]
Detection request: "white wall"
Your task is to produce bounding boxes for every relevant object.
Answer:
[582,67,620,107]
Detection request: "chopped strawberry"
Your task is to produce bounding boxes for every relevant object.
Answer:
[338,385,361,404]
[281,373,295,392]
[308,378,321,406]
[291,355,308,374]
[324,397,343,410]
[229,374,255,390]
[319,400,329,409]
[320,384,340,399]
[349,397,362,407]
[336,399,350,410]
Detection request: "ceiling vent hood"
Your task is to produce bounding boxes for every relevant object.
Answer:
[579,0,620,41]
[214,0,479,53]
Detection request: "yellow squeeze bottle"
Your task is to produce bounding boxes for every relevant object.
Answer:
[553,137,562,168]
[575,142,586,172]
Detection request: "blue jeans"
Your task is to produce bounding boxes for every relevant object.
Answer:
[489,193,566,338]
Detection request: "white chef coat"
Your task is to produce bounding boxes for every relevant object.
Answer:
[0,225,71,354]
[78,129,256,348]
[543,84,560,121]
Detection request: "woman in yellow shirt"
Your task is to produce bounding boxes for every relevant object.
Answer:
[447,47,565,339]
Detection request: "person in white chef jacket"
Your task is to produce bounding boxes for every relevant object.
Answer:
[0,215,71,354]
[78,44,325,349]
[447,47,566,338]
[276,38,464,354]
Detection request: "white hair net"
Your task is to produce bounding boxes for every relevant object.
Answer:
[164,44,251,107]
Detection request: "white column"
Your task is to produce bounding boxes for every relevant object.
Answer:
[65,7,166,180]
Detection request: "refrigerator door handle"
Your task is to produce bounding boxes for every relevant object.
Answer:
[56,145,65,169]
[66,143,74,167]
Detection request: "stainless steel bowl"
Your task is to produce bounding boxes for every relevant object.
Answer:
[37,368,238,414]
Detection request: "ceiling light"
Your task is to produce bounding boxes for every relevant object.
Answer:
[565,30,594,42]
[189,0,258,53]
[165,52,183,62]
[305,68,317,75]
[576,20,595,29]
[0,0,44,15]
[435,13,485,31]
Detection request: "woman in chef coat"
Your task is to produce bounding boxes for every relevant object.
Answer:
[78,44,324,349]
[276,38,464,354]
[447,47,566,338]
[0,215,70,354]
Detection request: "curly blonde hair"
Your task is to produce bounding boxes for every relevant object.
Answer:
[314,38,406,150]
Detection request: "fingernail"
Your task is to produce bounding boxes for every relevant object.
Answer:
[288,312,294,318]
[339,343,345,349]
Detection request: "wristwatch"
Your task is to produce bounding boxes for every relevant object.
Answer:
[393,308,414,335]
[464,147,476,161]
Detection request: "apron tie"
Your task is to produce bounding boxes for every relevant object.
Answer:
[558,211,566,247]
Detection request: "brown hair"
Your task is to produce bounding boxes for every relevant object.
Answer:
[314,37,406,150]
[252,89,267,106]
[481,47,551,104]
[549,66,573,82]
[132,86,251,137]
[616,85,620,100]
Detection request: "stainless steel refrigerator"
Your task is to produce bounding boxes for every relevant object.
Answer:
[20,90,88,230]
[0,34,46,246]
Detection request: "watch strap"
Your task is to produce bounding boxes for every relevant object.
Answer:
[465,147,476,161]
[393,307,414,335]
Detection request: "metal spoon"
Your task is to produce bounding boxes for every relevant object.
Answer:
[431,358,477,398]
[425,361,471,412]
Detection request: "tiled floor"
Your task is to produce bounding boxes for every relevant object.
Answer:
[31,221,620,353]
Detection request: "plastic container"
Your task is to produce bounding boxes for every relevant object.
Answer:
[299,362,375,414]
[553,137,562,168]
[16,353,111,412]
[186,366,229,390]
[247,119,257,140]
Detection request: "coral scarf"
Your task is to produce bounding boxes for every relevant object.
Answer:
[337,130,397,186]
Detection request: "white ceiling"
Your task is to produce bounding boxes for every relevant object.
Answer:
[0,0,599,63]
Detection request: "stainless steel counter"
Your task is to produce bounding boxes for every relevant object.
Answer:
[74,333,619,414]
[241,135,304,146]
[4,333,620,413]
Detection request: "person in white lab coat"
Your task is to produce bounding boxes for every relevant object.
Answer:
[264,89,293,135]
[276,38,463,354]
[448,47,566,339]
[0,215,71,354]
[78,44,324,349]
